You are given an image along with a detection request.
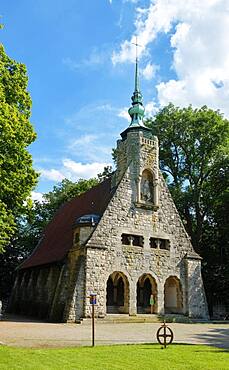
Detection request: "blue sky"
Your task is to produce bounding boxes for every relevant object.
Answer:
[1,0,228,200]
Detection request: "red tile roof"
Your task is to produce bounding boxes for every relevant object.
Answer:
[20,178,114,269]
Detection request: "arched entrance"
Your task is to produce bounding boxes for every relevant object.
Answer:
[137,274,158,314]
[164,276,183,314]
[106,272,129,314]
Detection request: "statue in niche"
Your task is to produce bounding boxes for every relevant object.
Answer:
[140,170,153,202]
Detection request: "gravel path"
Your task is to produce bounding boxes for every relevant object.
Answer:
[0,316,228,349]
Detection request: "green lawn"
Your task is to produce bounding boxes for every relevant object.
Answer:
[0,344,228,370]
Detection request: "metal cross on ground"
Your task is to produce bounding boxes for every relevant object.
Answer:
[156,320,174,348]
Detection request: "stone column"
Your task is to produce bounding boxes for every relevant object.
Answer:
[157,281,164,315]
[153,178,159,207]
[185,254,209,319]
[137,175,141,203]
[129,280,137,316]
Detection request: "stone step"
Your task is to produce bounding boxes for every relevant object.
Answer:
[79,314,193,325]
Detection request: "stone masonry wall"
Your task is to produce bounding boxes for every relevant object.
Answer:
[63,248,86,322]
[83,164,208,319]
[185,256,209,318]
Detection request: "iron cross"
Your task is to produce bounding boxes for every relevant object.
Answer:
[132,36,142,61]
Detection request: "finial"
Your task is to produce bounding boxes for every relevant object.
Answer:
[128,36,145,127]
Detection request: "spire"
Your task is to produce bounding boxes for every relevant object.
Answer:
[134,53,140,92]
[128,37,145,127]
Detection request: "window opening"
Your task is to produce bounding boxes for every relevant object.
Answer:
[150,237,170,250]
[121,233,144,247]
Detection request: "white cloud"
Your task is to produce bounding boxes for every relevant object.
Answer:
[63,102,129,162]
[39,159,112,184]
[112,0,175,64]
[145,101,159,117]
[40,169,65,182]
[112,38,136,65]
[113,0,229,116]
[31,191,44,203]
[70,134,98,147]
[118,107,130,122]
[68,133,112,162]
[141,62,158,80]
[62,159,111,180]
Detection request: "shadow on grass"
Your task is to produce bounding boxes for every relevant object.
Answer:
[136,343,229,354]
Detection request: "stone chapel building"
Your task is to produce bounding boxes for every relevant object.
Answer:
[9,59,209,322]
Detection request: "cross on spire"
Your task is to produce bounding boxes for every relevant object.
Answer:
[127,35,145,127]
[132,36,142,63]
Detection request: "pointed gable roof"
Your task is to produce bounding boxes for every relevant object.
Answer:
[20,177,114,269]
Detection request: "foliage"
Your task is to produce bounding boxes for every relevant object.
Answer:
[0,344,228,370]
[0,177,99,300]
[147,103,228,248]
[97,165,113,182]
[0,44,38,252]
[146,103,229,313]
[0,162,113,299]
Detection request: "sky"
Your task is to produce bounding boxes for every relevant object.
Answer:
[1,0,229,201]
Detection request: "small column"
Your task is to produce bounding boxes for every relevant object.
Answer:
[129,281,137,316]
[153,178,159,207]
[157,281,164,315]
[137,175,142,203]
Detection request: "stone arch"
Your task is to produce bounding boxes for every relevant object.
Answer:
[137,273,158,314]
[140,169,154,203]
[164,276,183,314]
[106,271,129,314]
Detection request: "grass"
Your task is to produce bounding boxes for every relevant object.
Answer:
[0,344,228,370]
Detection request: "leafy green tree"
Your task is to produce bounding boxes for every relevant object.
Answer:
[0,44,38,251]
[146,103,229,251]
[0,177,98,299]
[97,165,113,182]
[200,158,229,315]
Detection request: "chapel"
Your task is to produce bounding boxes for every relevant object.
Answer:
[9,57,209,322]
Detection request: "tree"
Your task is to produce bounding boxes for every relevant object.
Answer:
[0,177,99,300]
[97,165,113,182]
[146,103,229,314]
[0,44,38,251]
[200,158,229,315]
[146,103,229,251]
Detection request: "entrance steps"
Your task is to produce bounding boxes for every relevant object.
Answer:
[79,314,192,325]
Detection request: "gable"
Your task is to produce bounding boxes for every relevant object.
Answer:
[87,166,193,256]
